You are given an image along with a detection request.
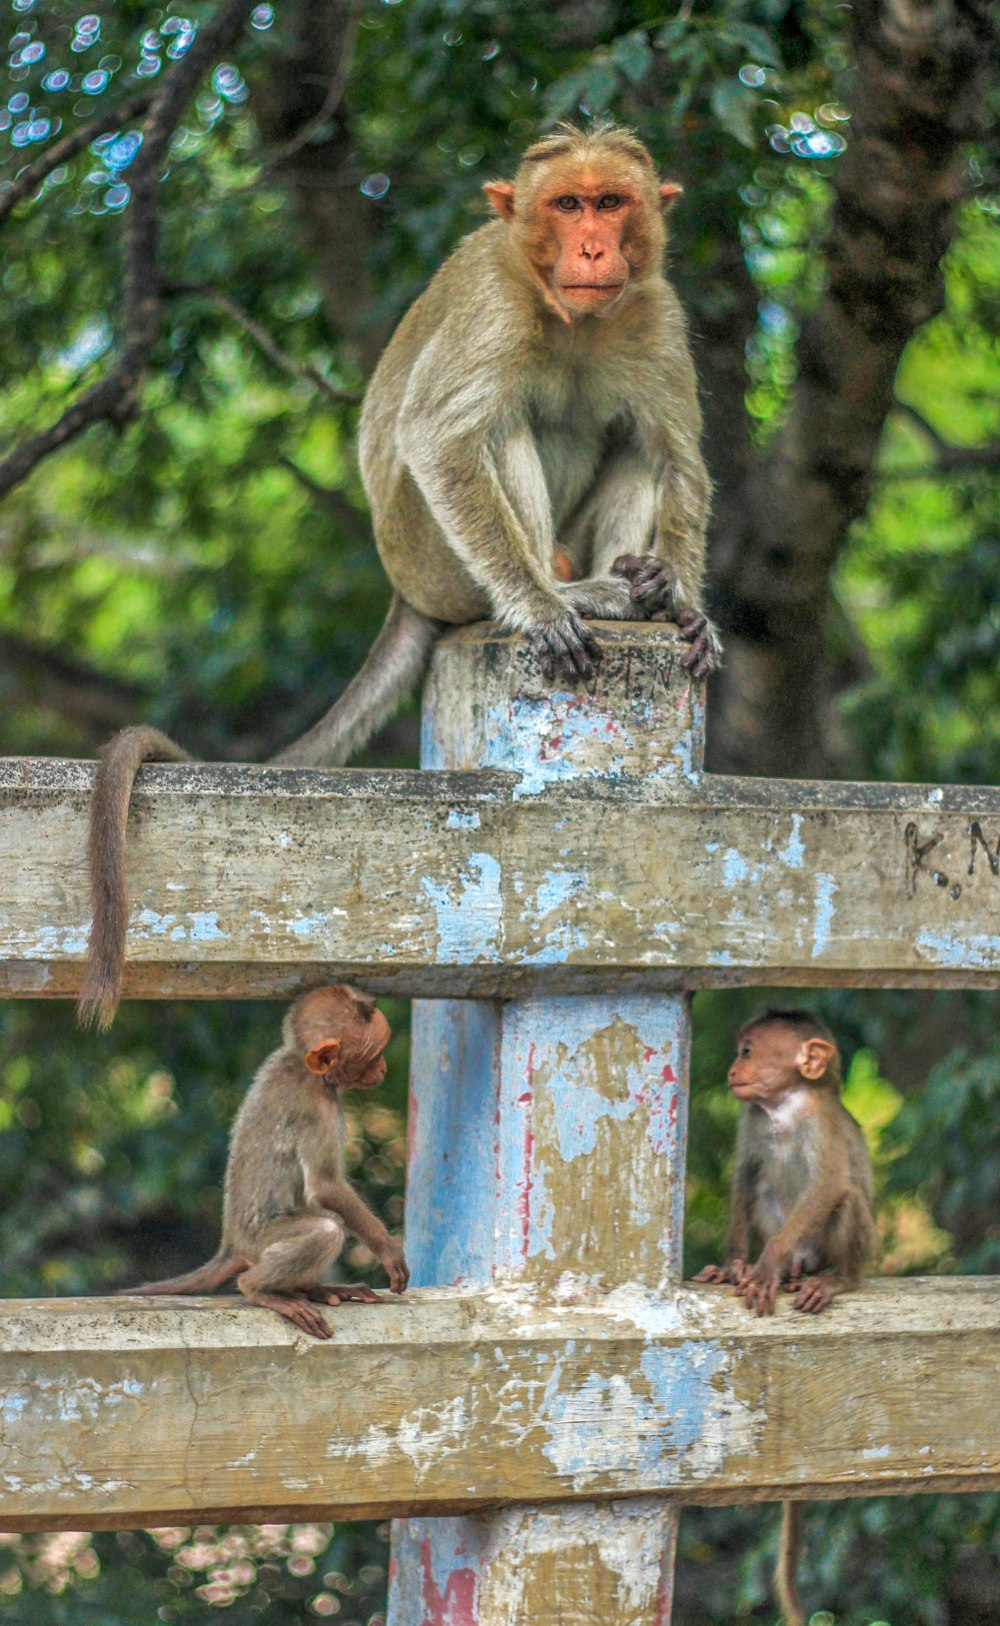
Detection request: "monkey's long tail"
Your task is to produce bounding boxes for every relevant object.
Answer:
[271,593,443,769]
[122,1253,246,1297]
[78,726,193,1032]
[775,1501,806,1626]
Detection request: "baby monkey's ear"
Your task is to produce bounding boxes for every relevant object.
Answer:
[305,1037,342,1075]
[797,1037,836,1081]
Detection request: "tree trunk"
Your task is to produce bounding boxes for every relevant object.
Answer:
[707,0,997,776]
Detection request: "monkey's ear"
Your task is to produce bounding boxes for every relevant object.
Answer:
[797,1038,835,1081]
[659,180,683,211]
[305,1038,342,1075]
[484,181,516,222]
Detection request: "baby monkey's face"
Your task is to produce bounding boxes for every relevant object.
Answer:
[299,988,392,1091]
[727,1024,803,1104]
[336,1006,391,1091]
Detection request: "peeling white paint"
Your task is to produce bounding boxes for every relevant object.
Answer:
[340,1395,471,1485]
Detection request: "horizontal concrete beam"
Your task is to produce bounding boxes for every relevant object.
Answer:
[1,1279,997,1531]
[2,759,1000,995]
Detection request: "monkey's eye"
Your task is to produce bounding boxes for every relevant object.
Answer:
[597,193,623,210]
[555,195,581,211]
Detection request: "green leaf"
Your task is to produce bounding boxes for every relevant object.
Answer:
[710,80,757,148]
[582,61,619,113]
[610,31,653,85]
[542,69,593,120]
[721,22,782,68]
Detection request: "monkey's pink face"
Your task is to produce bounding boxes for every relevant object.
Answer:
[728,1026,803,1103]
[541,178,634,318]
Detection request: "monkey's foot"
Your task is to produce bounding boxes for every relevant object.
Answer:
[663,608,723,678]
[529,609,601,682]
[246,1290,333,1339]
[694,1259,746,1287]
[611,553,678,617]
[788,1274,842,1314]
[309,1283,382,1305]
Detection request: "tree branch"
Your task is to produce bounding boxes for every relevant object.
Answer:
[0,0,257,504]
[890,401,1000,475]
[257,0,361,177]
[709,0,999,776]
[277,455,370,544]
[0,90,155,227]
[165,283,359,403]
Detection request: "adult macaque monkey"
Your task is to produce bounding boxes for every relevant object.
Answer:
[694,1008,877,1626]
[290,116,719,765]
[122,985,408,1339]
[80,121,717,1028]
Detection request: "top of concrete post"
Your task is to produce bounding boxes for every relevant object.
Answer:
[420,621,705,792]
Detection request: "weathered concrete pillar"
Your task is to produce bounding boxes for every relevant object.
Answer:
[389,623,702,1626]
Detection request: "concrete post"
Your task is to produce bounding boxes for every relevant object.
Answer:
[389,623,702,1626]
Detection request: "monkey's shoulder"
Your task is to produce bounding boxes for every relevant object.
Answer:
[228,1056,340,1146]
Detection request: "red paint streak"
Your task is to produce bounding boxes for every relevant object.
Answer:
[643,1046,656,1062]
[517,1045,538,1261]
[668,1094,678,1129]
[406,1087,420,1171]
[420,1536,478,1625]
[661,1064,676,1084]
[654,1569,674,1626]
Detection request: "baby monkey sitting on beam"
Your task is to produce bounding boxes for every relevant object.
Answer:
[696,1008,877,1626]
[124,985,409,1339]
[696,1007,876,1314]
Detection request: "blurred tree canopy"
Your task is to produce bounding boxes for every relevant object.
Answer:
[0,0,999,1621]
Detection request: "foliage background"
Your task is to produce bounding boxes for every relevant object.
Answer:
[1,0,999,1621]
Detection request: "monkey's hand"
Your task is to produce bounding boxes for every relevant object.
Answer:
[694,1258,747,1287]
[611,553,679,618]
[737,1249,783,1316]
[378,1238,410,1295]
[529,608,601,682]
[664,608,723,679]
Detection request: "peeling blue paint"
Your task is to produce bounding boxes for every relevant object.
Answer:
[539,1339,731,1481]
[476,693,633,797]
[916,930,1000,969]
[133,909,225,944]
[405,1001,500,1288]
[811,873,838,958]
[522,869,590,964]
[445,809,481,830]
[22,923,89,957]
[137,909,176,936]
[188,911,226,943]
[670,727,701,786]
[722,850,748,887]
[287,912,334,939]
[422,853,502,961]
[778,814,805,869]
